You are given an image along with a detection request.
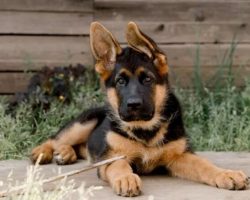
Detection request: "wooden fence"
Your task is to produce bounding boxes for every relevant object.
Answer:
[0,0,250,94]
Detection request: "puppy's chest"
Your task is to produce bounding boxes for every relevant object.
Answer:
[107,131,165,173]
[132,149,164,173]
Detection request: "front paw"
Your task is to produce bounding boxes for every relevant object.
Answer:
[54,145,77,165]
[31,144,53,164]
[112,173,142,197]
[215,170,249,190]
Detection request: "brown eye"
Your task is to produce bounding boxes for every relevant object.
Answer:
[145,76,151,82]
[143,76,153,85]
[116,77,126,86]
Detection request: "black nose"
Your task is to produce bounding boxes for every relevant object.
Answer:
[127,97,142,109]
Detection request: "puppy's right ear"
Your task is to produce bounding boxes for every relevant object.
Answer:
[90,22,122,80]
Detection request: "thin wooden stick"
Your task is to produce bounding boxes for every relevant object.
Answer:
[0,155,125,198]
[41,155,126,184]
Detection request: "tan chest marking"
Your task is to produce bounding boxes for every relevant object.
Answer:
[106,131,187,172]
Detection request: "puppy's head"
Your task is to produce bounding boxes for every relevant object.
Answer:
[90,22,169,123]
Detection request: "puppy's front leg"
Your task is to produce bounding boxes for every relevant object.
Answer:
[165,152,249,190]
[99,159,142,197]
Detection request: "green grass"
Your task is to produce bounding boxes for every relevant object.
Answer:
[0,45,250,160]
[175,41,250,151]
[175,81,250,151]
[0,71,104,160]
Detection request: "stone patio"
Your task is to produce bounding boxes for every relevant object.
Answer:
[0,152,249,200]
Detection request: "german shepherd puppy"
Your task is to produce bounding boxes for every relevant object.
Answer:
[31,22,249,197]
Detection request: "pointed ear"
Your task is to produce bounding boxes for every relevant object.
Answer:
[90,22,122,80]
[126,22,168,76]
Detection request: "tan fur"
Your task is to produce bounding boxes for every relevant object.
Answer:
[118,68,133,77]
[126,22,168,77]
[95,61,112,81]
[54,145,77,164]
[75,143,88,159]
[90,22,122,61]
[31,120,97,164]
[106,131,248,190]
[90,22,122,81]
[214,170,248,190]
[106,131,187,173]
[52,120,97,164]
[154,85,168,113]
[31,140,53,164]
[99,159,142,197]
[165,152,248,190]
[135,66,145,76]
[53,120,97,148]
[106,88,119,113]
[121,113,160,131]
[153,53,169,76]
[126,22,154,58]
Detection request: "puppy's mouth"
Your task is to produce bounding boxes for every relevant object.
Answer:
[119,111,154,122]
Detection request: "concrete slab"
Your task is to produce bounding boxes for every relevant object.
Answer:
[0,152,250,200]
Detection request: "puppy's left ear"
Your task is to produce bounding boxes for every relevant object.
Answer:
[126,22,168,76]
